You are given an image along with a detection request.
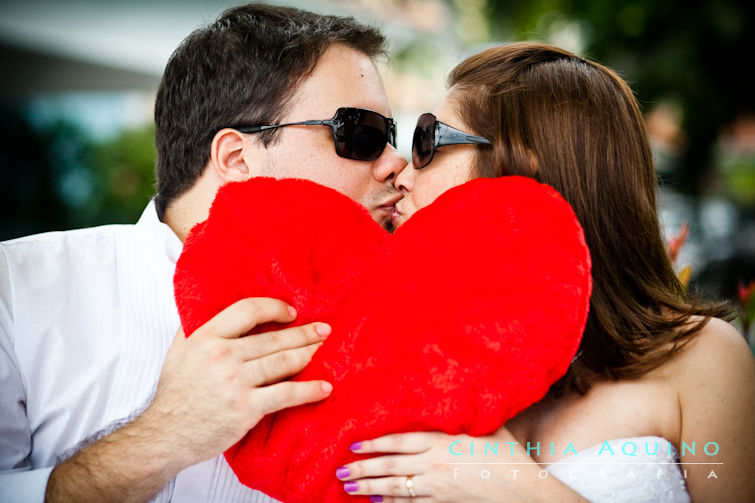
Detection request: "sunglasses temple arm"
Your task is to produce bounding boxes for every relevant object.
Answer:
[436,125,491,147]
[236,120,330,134]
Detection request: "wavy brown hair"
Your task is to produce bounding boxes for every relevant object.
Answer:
[449,42,731,394]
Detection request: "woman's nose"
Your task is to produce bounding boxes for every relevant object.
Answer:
[393,161,416,193]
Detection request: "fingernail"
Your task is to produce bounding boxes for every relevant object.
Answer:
[288,305,297,317]
[350,441,362,452]
[336,466,350,479]
[316,323,331,337]
[344,482,359,493]
[370,497,383,502]
[321,382,333,394]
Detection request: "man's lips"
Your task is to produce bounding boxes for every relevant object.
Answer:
[378,193,403,210]
[372,196,402,229]
[376,194,403,217]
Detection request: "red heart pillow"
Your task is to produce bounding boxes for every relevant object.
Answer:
[174,176,591,502]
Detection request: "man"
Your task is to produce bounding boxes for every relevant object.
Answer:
[0,4,405,502]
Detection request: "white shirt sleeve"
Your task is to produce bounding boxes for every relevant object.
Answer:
[0,246,52,501]
[0,468,53,503]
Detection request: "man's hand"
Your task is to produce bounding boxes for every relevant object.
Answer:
[143,297,332,465]
[46,297,332,502]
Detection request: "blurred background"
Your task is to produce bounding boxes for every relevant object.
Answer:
[1,0,753,343]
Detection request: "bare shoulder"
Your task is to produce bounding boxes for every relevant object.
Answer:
[671,321,755,501]
[670,317,754,385]
[669,315,755,435]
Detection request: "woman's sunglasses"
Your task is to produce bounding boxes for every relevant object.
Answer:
[412,112,491,169]
[235,107,396,162]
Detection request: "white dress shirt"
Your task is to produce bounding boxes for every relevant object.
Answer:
[0,201,276,503]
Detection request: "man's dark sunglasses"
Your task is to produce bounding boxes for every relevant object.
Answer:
[412,112,491,169]
[235,107,397,162]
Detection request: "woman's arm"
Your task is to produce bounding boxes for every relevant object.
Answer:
[675,317,755,502]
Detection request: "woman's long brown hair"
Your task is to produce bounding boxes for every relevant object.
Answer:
[449,42,731,394]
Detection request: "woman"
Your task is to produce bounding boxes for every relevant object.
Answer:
[337,42,755,502]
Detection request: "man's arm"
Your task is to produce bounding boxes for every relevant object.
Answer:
[46,298,333,502]
[0,337,53,503]
[0,246,53,503]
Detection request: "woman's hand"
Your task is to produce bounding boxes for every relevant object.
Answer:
[336,431,499,502]
[335,429,584,502]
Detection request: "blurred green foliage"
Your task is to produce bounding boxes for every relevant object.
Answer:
[0,107,155,240]
[718,153,755,206]
[483,0,755,196]
[89,125,156,223]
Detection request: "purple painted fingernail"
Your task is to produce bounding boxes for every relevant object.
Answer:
[370,497,383,502]
[344,482,359,493]
[336,467,350,479]
[349,441,362,451]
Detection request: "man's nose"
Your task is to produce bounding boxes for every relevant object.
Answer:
[372,145,408,184]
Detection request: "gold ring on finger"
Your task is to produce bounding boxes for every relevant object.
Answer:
[405,474,416,498]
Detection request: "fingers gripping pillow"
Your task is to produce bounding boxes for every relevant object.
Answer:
[174,176,592,502]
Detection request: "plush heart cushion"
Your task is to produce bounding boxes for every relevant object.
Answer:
[174,176,592,502]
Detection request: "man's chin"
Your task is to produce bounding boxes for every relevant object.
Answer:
[371,208,396,233]
[377,214,395,233]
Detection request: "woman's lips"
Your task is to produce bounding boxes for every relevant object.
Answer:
[391,204,405,228]
[373,203,399,230]
[375,194,404,229]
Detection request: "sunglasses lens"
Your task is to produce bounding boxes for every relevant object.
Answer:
[334,109,392,161]
[412,113,436,168]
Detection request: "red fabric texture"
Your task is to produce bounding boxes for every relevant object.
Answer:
[174,176,592,502]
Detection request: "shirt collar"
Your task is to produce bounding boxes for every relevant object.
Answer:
[136,199,183,265]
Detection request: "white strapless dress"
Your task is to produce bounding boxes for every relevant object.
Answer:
[545,436,691,502]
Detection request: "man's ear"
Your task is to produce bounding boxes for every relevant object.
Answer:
[210,128,259,183]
